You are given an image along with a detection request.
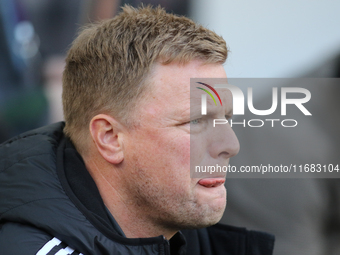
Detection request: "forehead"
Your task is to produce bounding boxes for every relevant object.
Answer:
[150,61,227,98]
[137,60,231,119]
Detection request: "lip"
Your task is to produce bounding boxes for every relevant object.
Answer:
[198,178,225,188]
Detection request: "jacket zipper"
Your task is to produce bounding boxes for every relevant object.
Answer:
[162,236,170,255]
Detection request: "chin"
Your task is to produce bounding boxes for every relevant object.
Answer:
[181,204,226,230]
[182,215,223,230]
[197,192,227,219]
[201,199,226,224]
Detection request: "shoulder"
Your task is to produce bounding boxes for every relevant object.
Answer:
[0,222,82,255]
[0,122,65,173]
[0,122,64,154]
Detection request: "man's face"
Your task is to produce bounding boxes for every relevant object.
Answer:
[122,60,239,231]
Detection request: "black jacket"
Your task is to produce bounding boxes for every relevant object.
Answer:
[0,122,275,255]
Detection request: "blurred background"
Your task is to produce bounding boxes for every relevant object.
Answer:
[1,1,339,255]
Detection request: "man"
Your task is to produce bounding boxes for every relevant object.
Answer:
[0,6,274,255]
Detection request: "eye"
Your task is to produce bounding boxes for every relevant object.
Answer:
[190,119,201,125]
[225,115,231,120]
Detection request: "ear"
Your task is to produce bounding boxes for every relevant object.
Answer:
[89,114,124,164]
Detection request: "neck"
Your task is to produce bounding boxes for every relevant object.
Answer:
[85,158,177,240]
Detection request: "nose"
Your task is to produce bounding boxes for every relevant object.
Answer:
[209,123,240,160]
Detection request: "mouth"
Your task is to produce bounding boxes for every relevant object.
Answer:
[198,178,225,188]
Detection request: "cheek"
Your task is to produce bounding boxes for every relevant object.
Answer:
[148,127,190,161]
[190,135,208,166]
[132,128,191,172]
[173,136,191,167]
[151,137,191,178]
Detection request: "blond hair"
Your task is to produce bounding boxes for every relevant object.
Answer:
[62,5,228,153]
